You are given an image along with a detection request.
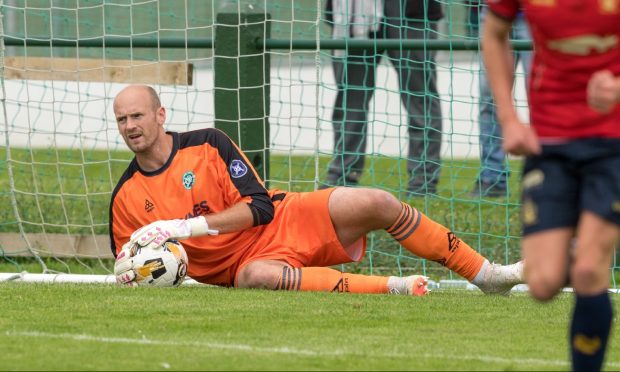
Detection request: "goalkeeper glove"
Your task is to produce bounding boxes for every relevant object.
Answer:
[114,241,138,287]
[130,216,218,250]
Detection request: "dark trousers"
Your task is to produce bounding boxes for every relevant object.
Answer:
[326,0,443,191]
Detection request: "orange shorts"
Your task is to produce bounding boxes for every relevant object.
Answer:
[234,188,366,284]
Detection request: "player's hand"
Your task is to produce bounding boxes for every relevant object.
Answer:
[130,219,193,250]
[129,216,219,250]
[587,70,620,114]
[114,241,137,287]
[502,119,541,156]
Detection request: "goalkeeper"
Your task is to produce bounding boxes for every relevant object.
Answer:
[110,84,524,296]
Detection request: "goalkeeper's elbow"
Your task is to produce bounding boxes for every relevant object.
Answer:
[248,202,274,226]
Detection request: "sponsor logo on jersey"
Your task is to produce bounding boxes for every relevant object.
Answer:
[184,200,211,219]
[600,0,620,14]
[230,159,248,178]
[529,0,555,6]
[182,171,196,190]
[145,199,155,213]
[548,34,618,56]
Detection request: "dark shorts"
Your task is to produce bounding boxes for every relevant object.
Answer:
[521,138,620,236]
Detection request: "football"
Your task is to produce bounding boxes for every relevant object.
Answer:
[131,240,189,287]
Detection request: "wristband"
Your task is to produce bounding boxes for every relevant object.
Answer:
[188,216,219,236]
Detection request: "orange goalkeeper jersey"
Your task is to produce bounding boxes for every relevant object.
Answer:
[109,128,281,286]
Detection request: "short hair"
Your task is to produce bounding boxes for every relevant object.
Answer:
[144,86,161,109]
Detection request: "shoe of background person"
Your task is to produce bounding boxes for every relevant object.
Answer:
[318,177,359,190]
[405,275,430,296]
[407,183,438,197]
[468,180,507,198]
[475,261,524,296]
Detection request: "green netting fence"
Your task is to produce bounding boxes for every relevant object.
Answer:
[0,0,616,286]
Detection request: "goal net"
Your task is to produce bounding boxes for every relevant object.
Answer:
[1,0,616,287]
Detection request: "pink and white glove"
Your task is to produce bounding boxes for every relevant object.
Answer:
[129,216,218,250]
[114,241,137,286]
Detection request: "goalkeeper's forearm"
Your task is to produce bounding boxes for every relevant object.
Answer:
[129,203,256,250]
[191,202,255,236]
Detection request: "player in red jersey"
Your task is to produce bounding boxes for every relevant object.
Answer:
[110,84,525,296]
[483,1,620,370]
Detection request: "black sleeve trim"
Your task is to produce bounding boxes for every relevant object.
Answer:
[248,193,274,226]
[271,193,286,202]
[248,204,260,226]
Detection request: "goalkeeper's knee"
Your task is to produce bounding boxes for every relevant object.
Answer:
[236,260,282,289]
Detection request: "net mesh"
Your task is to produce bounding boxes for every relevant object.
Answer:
[0,0,616,286]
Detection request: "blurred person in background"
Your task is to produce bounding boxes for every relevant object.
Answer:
[470,4,531,198]
[322,0,443,196]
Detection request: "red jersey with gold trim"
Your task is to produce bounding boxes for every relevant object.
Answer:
[109,128,279,286]
[487,0,620,139]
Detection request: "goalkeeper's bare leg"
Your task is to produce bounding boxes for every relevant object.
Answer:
[237,187,523,295]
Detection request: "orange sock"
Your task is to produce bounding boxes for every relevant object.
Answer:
[277,266,389,294]
[386,202,485,281]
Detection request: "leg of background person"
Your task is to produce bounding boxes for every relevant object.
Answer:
[474,11,532,197]
[514,14,532,99]
[325,49,381,187]
[475,7,508,197]
[467,1,481,38]
[477,65,507,192]
[514,13,532,75]
[385,8,442,195]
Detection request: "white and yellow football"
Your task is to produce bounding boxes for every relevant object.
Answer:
[132,240,188,287]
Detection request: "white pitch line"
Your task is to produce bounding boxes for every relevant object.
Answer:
[10,330,619,368]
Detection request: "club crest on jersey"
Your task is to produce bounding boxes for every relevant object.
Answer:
[182,171,196,190]
[230,160,248,178]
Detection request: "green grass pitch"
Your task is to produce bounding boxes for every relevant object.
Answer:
[2,283,620,370]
